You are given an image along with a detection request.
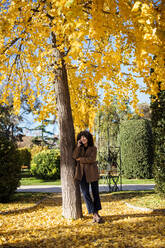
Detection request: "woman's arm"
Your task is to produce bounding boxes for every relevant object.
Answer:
[72,146,81,160]
[79,146,97,164]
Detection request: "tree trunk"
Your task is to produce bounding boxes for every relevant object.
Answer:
[51,33,82,219]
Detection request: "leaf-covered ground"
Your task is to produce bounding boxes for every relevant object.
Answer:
[0,193,165,248]
[0,193,50,213]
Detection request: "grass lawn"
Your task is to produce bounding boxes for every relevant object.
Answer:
[99,177,155,185]
[21,169,155,186]
[20,177,61,185]
[20,176,155,186]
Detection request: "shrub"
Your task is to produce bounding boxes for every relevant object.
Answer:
[30,145,48,159]
[119,119,153,179]
[30,149,60,180]
[151,90,165,195]
[0,136,21,202]
[18,148,31,169]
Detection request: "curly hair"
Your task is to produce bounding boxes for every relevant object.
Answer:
[77,130,94,147]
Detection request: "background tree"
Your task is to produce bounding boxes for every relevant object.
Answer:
[94,104,120,169]
[94,101,133,170]
[132,103,151,120]
[151,87,165,195]
[30,119,58,148]
[0,104,23,141]
[0,135,21,202]
[0,104,21,202]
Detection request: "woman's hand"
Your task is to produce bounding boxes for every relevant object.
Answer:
[77,140,82,147]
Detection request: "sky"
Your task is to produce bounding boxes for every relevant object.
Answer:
[137,91,150,104]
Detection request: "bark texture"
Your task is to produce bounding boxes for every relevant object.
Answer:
[51,33,82,219]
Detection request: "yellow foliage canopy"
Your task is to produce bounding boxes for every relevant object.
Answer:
[0,0,164,130]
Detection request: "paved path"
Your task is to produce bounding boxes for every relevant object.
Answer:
[17,184,155,193]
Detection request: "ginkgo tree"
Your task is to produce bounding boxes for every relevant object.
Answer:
[0,0,164,219]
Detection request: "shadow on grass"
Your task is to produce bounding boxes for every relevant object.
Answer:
[11,192,51,201]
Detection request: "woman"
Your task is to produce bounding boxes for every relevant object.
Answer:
[72,130,103,223]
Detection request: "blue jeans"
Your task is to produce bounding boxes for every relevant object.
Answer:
[80,173,102,214]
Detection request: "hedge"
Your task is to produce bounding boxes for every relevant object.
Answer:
[119,119,153,179]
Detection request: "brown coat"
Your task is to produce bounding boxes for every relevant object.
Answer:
[72,145,99,183]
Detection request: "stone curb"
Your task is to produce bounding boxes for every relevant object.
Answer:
[124,201,165,213]
[124,201,152,212]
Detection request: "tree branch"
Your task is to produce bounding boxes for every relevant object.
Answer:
[2,37,20,54]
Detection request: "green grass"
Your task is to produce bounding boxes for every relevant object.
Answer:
[110,190,165,209]
[99,177,155,185]
[128,191,165,209]
[119,178,155,184]
[20,176,155,186]
[20,169,155,186]
[20,177,61,185]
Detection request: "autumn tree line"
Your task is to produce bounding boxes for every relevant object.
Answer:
[0,0,164,218]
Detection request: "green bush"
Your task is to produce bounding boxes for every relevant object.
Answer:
[18,148,31,169]
[0,136,21,202]
[30,145,48,160]
[30,149,60,180]
[151,90,165,195]
[119,119,153,179]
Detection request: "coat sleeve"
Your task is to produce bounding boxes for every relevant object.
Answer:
[79,146,97,164]
[72,146,81,160]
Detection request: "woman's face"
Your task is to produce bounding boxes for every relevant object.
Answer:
[80,135,88,146]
